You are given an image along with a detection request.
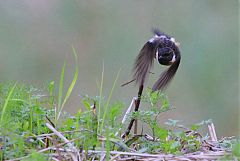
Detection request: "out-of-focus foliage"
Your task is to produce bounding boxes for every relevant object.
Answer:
[0,0,238,136]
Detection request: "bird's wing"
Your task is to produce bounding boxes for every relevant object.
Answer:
[152,50,181,91]
[133,41,157,85]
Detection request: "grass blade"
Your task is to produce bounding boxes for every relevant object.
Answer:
[100,69,121,133]
[57,46,79,120]
[56,62,66,123]
[0,82,17,126]
[97,62,104,133]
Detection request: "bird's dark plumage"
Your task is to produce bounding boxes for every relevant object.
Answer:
[133,42,156,85]
[133,29,181,91]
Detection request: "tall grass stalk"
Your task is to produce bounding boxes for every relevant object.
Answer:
[97,62,104,133]
[56,47,79,122]
[29,94,33,133]
[56,62,66,124]
[100,69,121,134]
[0,82,17,126]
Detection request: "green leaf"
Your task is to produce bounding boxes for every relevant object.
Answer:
[233,143,240,157]
[154,125,168,140]
[60,46,79,109]
[191,124,201,131]
[100,69,121,134]
[82,99,91,110]
[56,61,66,121]
[57,46,79,121]
[0,82,17,125]
[48,81,55,94]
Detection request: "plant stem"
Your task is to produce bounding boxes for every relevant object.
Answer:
[122,84,144,138]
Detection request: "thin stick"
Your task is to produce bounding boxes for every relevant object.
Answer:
[121,72,154,87]
[121,79,136,87]
[121,97,137,124]
[110,154,120,161]
[46,123,76,149]
[115,97,137,136]
[122,85,144,138]
[46,123,80,161]
[208,122,218,142]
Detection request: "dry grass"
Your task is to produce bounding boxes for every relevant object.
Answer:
[7,122,237,161]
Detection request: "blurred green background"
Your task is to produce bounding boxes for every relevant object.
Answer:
[0,0,238,136]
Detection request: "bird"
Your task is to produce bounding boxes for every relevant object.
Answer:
[133,29,181,91]
[122,29,181,138]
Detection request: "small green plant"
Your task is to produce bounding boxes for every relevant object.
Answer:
[0,49,237,160]
[0,83,55,160]
[124,89,204,154]
[0,82,237,160]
